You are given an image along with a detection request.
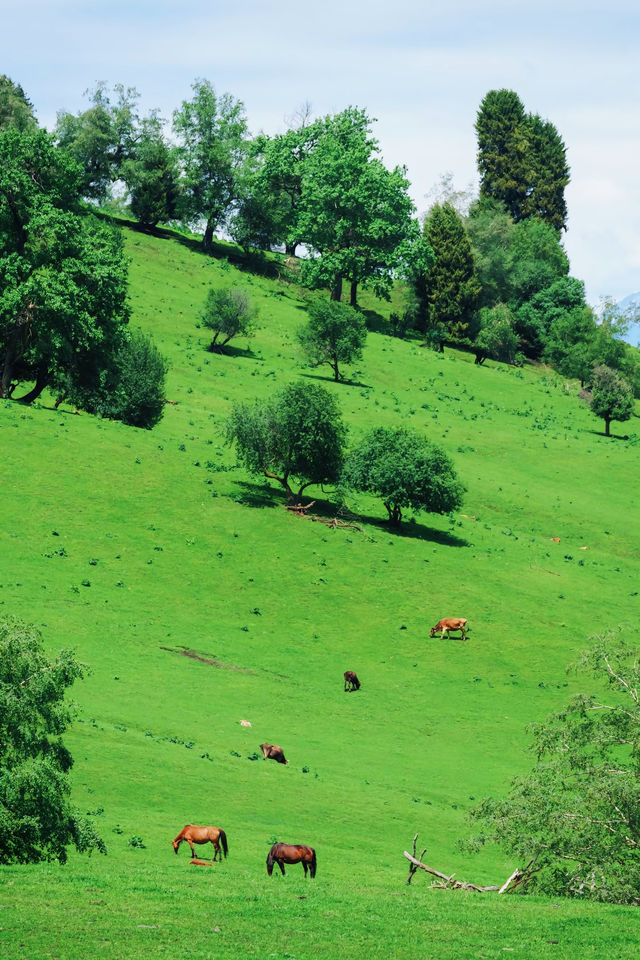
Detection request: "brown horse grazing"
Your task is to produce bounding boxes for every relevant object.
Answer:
[344,670,360,691]
[172,825,228,861]
[266,842,316,878]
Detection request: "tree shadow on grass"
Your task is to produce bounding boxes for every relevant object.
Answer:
[585,428,631,440]
[300,372,372,390]
[208,344,258,360]
[230,481,283,510]
[359,514,470,546]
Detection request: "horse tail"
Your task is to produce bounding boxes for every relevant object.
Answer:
[266,846,275,876]
[310,848,317,878]
[219,829,228,859]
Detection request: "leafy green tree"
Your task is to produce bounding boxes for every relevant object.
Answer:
[230,116,322,255]
[297,108,415,305]
[0,128,130,403]
[201,287,257,353]
[420,202,480,340]
[173,79,249,252]
[476,89,569,231]
[0,75,37,132]
[465,198,515,308]
[585,365,634,436]
[468,631,640,903]
[121,114,180,228]
[343,427,464,525]
[509,217,569,309]
[473,304,520,365]
[59,329,167,429]
[226,381,346,501]
[0,617,106,864]
[543,306,596,384]
[56,83,140,202]
[298,299,367,381]
[516,276,591,359]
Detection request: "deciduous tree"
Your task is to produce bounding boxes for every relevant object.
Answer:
[298,299,366,381]
[0,128,130,403]
[468,631,640,903]
[297,108,415,305]
[0,617,106,864]
[201,287,257,353]
[226,381,346,501]
[343,427,464,525]
[585,365,634,436]
[173,79,249,252]
[56,83,140,202]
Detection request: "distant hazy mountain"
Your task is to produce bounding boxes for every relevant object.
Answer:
[617,292,640,347]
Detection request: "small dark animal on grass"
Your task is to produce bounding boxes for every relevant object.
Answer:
[266,842,317,878]
[344,670,360,691]
[429,617,468,641]
[260,742,288,764]
[172,825,228,861]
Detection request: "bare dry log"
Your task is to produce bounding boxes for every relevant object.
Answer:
[403,836,531,893]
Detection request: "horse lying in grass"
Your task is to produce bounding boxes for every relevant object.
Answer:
[266,842,316,878]
[172,825,228,861]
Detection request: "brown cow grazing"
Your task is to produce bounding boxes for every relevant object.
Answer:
[344,670,361,691]
[260,743,289,765]
[430,617,468,641]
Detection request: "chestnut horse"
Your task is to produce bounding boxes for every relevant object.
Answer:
[172,825,228,861]
[266,842,316,878]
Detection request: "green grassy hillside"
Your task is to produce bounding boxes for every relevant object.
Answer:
[2,225,640,959]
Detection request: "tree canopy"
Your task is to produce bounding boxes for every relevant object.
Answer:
[173,79,249,252]
[468,631,640,903]
[298,299,367,381]
[226,381,346,501]
[0,128,130,404]
[201,286,257,353]
[344,427,464,525]
[420,202,480,341]
[297,107,416,305]
[0,618,106,864]
[585,365,634,436]
[476,89,569,231]
[0,75,37,133]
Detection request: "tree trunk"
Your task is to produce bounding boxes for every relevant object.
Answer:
[350,281,358,308]
[385,502,402,525]
[605,418,611,437]
[16,366,49,404]
[332,357,340,382]
[285,242,298,257]
[330,276,343,302]
[203,220,215,253]
[0,354,13,398]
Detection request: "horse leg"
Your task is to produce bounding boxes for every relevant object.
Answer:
[303,862,308,876]
[212,840,219,862]
[188,840,195,859]
[278,860,285,876]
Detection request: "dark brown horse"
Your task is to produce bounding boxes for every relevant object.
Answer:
[172,825,228,861]
[266,842,316,878]
[344,670,360,691]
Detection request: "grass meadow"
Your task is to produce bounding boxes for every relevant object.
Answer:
[2,224,640,958]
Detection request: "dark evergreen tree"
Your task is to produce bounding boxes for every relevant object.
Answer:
[0,75,37,132]
[476,89,569,231]
[420,202,480,340]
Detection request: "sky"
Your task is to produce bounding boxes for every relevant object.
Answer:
[2,0,639,306]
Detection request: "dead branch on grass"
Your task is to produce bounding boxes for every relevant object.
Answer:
[403,834,533,893]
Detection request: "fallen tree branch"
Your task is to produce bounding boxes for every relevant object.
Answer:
[403,837,531,893]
